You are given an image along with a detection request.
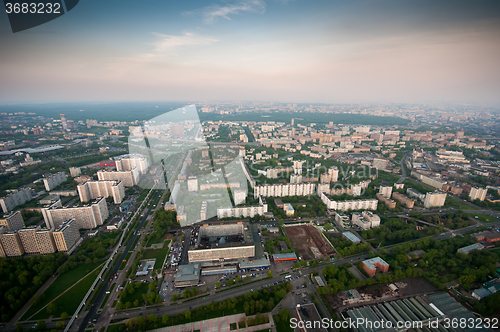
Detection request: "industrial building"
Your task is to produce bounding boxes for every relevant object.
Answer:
[457,243,484,255]
[362,257,389,277]
[343,232,361,244]
[342,292,484,332]
[174,263,200,288]
[188,223,255,263]
[77,180,125,204]
[272,252,297,261]
[295,303,327,332]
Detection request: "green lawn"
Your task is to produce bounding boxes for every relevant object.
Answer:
[147,235,167,247]
[22,261,103,321]
[143,241,170,269]
[469,213,499,223]
[444,196,478,210]
[119,283,149,306]
[273,315,294,332]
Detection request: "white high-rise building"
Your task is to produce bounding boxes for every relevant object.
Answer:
[321,192,378,211]
[97,167,139,187]
[253,183,315,198]
[77,180,125,204]
[423,191,447,208]
[115,155,149,175]
[42,197,109,230]
[469,187,487,202]
[43,172,67,191]
[379,186,393,199]
[0,188,32,213]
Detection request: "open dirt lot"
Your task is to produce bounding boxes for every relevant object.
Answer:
[283,224,334,260]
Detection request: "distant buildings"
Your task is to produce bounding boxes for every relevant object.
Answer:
[77,180,125,204]
[423,191,447,208]
[43,172,67,191]
[42,197,109,230]
[362,257,390,277]
[0,187,32,213]
[97,167,139,187]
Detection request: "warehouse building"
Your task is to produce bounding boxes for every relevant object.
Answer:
[188,223,255,263]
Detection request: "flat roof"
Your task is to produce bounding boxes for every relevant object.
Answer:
[239,257,270,269]
[458,243,484,253]
[342,231,361,243]
[273,253,297,260]
[362,257,389,270]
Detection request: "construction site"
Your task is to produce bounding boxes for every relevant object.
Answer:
[283,224,335,260]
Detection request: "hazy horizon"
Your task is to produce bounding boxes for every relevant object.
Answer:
[1,0,500,104]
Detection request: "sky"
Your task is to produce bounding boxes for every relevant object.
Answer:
[0,0,500,104]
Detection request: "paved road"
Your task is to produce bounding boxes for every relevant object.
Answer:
[75,189,163,332]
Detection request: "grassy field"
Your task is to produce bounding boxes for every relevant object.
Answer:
[147,235,167,247]
[22,261,103,321]
[119,283,149,306]
[143,240,170,269]
[468,213,500,223]
[445,197,479,210]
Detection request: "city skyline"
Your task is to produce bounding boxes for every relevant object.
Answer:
[0,0,500,104]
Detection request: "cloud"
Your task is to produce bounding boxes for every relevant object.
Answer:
[152,32,219,53]
[188,0,266,24]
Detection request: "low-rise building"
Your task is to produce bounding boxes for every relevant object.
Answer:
[362,257,389,277]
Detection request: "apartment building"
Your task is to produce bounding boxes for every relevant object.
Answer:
[253,183,315,198]
[0,231,24,257]
[53,219,80,252]
[0,187,32,213]
[469,187,487,202]
[35,228,57,254]
[392,192,416,208]
[43,172,67,191]
[321,192,378,211]
[77,180,125,204]
[379,186,393,198]
[18,226,41,254]
[376,193,396,209]
[424,191,447,208]
[97,167,139,187]
[115,155,149,175]
[42,197,109,229]
[0,211,25,231]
